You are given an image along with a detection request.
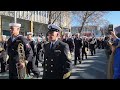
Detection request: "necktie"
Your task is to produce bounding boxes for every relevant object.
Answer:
[50,43,54,50]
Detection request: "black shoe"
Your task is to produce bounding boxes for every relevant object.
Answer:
[36,74,40,78]
[79,61,81,64]
[34,72,40,78]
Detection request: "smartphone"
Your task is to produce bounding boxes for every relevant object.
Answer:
[108,24,113,34]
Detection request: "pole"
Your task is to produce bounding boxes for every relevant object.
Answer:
[14,11,17,23]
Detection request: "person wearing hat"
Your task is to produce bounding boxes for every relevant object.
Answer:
[74,33,82,65]
[0,35,7,73]
[42,24,72,79]
[26,32,40,78]
[62,32,75,53]
[7,23,33,79]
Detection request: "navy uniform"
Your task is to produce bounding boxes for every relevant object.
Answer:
[63,37,74,53]
[89,38,96,56]
[101,39,105,49]
[36,40,42,66]
[42,24,72,79]
[26,32,40,77]
[82,40,88,60]
[7,23,33,79]
[36,36,43,66]
[97,39,101,49]
[74,36,82,65]
[0,35,7,73]
[36,39,48,64]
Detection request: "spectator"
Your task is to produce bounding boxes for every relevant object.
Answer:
[109,31,120,79]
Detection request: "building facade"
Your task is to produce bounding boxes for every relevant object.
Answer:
[0,11,71,37]
[71,25,101,37]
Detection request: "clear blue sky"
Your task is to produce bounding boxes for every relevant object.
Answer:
[104,11,120,25]
[71,11,120,26]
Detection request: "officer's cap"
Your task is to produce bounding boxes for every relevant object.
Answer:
[9,23,21,27]
[48,24,61,32]
[27,32,33,35]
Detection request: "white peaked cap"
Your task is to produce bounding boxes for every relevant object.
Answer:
[27,32,33,35]
[48,24,61,31]
[9,23,21,27]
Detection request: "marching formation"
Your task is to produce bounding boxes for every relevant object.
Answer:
[0,22,120,79]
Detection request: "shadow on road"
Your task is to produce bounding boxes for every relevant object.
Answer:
[70,49,107,79]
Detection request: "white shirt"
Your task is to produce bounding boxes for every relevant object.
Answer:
[50,39,58,48]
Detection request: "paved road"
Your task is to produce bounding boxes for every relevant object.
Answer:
[0,49,107,79]
[70,49,107,79]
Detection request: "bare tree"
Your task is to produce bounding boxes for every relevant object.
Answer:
[72,11,110,34]
[47,11,72,34]
[48,11,62,24]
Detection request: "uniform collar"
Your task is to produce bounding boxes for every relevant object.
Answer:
[50,39,59,49]
[10,34,22,42]
[51,39,58,45]
[11,34,22,38]
[27,38,33,41]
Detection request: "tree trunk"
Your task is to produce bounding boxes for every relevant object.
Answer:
[48,11,52,24]
[78,12,88,34]
[78,11,96,34]
[79,20,86,34]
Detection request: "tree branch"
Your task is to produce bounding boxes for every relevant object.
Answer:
[52,11,61,24]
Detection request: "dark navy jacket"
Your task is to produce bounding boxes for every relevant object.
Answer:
[7,35,33,79]
[42,40,72,79]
